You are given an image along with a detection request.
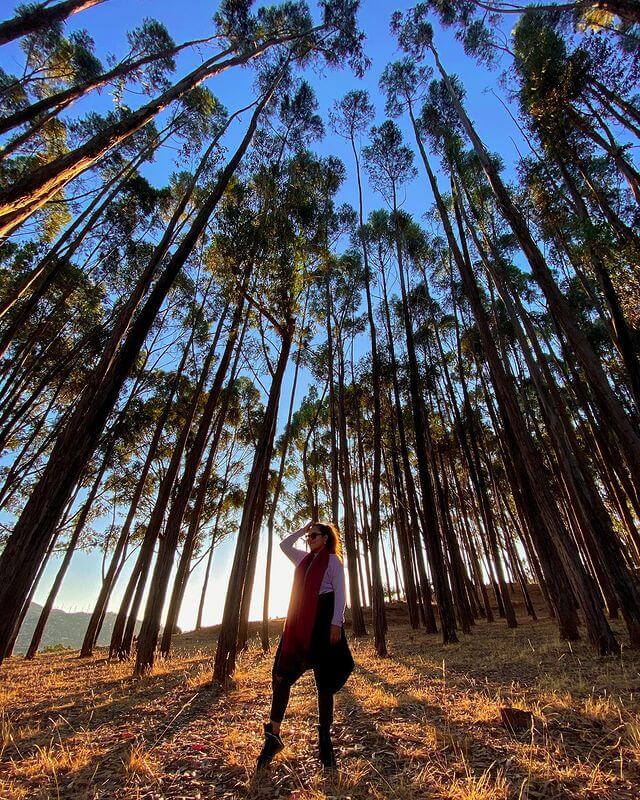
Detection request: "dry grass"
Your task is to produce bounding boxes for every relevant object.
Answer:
[1,594,640,799]
[123,741,159,780]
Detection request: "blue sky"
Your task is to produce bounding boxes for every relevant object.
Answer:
[1,0,526,634]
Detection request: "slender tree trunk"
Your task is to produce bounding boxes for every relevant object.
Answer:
[158,414,225,657]
[392,191,458,644]
[553,156,640,411]
[0,37,299,235]
[159,313,249,658]
[351,134,387,654]
[590,80,640,132]
[325,281,340,525]
[379,267,438,634]
[431,46,640,483]
[388,516,404,601]
[0,123,173,353]
[454,477,494,622]
[429,294,505,624]
[4,529,60,658]
[26,438,113,658]
[384,444,421,628]
[112,307,229,659]
[459,225,617,650]
[260,298,307,651]
[568,106,640,203]
[0,88,274,664]
[213,323,294,683]
[0,35,218,141]
[134,298,246,674]
[80,316,196,657]
[434,442,475,633]
[336,346,367,636]
[413,94,617,651]
[0,0,106,47]
[457,177,640,645]
[381,528,393,603]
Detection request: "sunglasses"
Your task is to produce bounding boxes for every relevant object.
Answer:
[305,532,324,541]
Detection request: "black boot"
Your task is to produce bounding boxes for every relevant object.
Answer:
[256,722,284,770]
[318,724,337,768]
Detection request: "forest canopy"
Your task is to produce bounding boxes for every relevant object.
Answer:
[0,0,639,684]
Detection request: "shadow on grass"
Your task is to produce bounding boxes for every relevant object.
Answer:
[3,611,639,800]
[352,638,636,799]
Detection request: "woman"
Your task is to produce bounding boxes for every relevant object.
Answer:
[256,520,354,771]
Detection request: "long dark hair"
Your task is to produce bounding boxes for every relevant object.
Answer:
[314,522,343,562]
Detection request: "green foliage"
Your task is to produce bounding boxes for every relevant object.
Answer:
[0,68,28,113]
[1,0,638,670]
[20,26,103,99]
[329,89,374,140]
[363,120,417,201]
[126,18,176,78]
[379,57,432,118]
[390,4,435,58]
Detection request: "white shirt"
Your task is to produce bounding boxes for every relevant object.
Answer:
[279,529,346,627]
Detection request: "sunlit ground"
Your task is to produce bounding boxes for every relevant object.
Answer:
[1,593,639,799]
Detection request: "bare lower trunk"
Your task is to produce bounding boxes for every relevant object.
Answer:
[213,327,293,683]
[336,345,366,636]
[135,299,245,675]
[393,199,458,644]
[26,439,112,659]
[432,47,640,482]
[0,99,265,664]
[260,296,307,651]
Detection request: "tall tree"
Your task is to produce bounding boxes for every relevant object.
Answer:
[364,120,459,644]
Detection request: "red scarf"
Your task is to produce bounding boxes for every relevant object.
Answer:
[279,547,330,673]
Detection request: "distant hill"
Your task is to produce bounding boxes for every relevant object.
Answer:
[13,603,143,654]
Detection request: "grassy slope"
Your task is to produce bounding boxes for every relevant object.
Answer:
[1,594,639,799]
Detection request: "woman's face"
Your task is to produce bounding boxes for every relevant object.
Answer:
[306,525,328,554]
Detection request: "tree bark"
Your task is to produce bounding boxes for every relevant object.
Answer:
[0,0,106,47]
[0,92,270,664]
[260,298,307,651]
[26,437,113,658]
[336,343,367,636]
[213,323,294,683]
[80,309,196,657]
[0,35,298,236]
[432,46,640,483]
[351,132,387,654]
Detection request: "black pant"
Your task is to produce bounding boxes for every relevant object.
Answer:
[269,669,334,728]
